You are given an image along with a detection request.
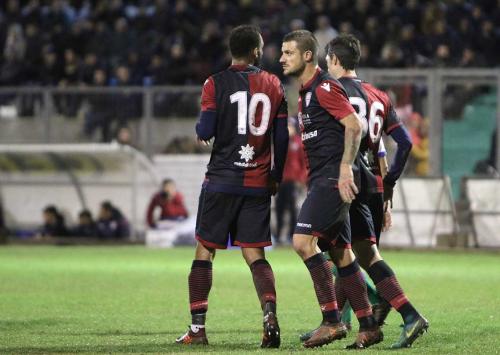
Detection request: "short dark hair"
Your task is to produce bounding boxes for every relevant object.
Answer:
[325,34,361,70]
[229,25,261,59]
[44,205,58,215]
[282,30,319,64]
[101,201,113,212]
[79,209,92,219]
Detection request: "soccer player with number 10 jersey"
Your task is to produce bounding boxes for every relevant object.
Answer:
[176,25,289,348]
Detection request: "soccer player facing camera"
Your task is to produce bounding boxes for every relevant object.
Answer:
[176,25,288,348]
[280,30,383,349]
[325,34,428,349]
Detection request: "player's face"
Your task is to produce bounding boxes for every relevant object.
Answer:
[326,53,342,79]
[280,41,306,77]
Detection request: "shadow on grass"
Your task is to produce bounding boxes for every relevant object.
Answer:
[60,328,255,337]
[0,341,284,354]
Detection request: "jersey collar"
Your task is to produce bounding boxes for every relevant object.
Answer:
[229,64,259,72]
[341,74,361,81]
[301,67,321,92]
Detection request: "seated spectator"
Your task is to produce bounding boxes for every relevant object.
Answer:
[72,209,98,237]
[96,201,130,239]
[147,179,188,228]
[40,205,68,237]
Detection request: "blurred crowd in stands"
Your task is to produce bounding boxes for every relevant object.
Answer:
[0,0,498,173]
[0,0,498,89]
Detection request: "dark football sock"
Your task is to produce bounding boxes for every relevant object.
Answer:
[332,264,352,324]
[337,261,376,330]
[367,260,419,324]
[189,260,212,325]
[304,253,340,324]
[250,259,277,314]
[366,275,382,305]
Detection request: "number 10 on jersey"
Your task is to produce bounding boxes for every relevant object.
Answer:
[230,91,271,136]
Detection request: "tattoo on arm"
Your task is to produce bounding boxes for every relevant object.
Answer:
[341,119,361,165]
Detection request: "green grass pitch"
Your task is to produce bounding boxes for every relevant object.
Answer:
[0,246,499,354]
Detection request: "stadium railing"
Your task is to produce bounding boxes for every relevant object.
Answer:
[0,69,498,172]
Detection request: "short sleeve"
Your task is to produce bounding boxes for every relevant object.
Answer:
[384,103,402,134]
[201,76,216,111]
[315,80,355,120]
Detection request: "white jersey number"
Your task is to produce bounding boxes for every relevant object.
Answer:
[230,91,271,136]
[349,97,384,144]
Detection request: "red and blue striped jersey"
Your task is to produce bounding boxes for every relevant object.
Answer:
[339,76,402,193]
[297,68,358,186]
[200,64,288,195]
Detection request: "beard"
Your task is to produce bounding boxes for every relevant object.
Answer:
[286,61,306,77]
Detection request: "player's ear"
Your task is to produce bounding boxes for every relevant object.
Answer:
[253,47,259,59]
[304,50,313,63]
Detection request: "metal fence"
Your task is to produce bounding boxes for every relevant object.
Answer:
[0,69,499,176]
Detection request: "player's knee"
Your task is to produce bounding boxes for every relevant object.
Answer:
[195,242,215,261]
[241,247,265,266]
[331,247,356,267]
[292,234,315,259]
[353,241,381,268]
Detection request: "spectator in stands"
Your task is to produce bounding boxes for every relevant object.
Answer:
[58,48,81,117]
[112,65,142,126]
[314,15,338,60]
[146,178,188,228]
[40,205,68,237]
[72,209,97,237]
[96,201,130,239]
[79,52,100,85]
[407,115,430,176]
[275,118,307,244]
[39,45,62,86]
[84,68,114,142]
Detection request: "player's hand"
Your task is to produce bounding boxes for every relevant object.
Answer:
[338,163,358,203]
[382,204,392,232]
[197,137,211,146]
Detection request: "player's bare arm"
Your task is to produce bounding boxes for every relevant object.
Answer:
[378,155,392,230]
[339,112,362,203]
